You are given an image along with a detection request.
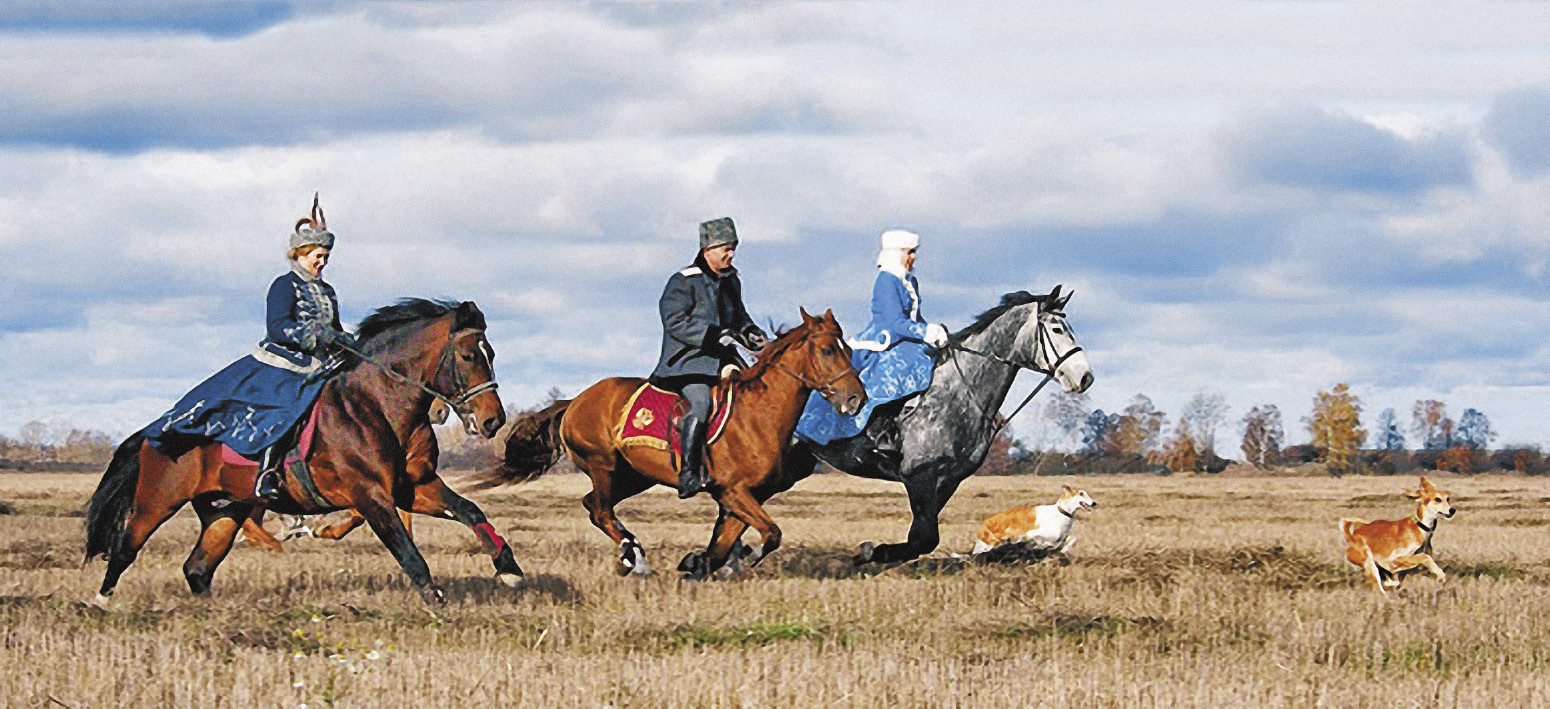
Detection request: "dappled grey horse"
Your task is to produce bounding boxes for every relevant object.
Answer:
[684,286,1093,577]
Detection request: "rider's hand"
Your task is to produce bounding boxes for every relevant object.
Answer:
[717,332,739,349]
[741,327,770,351]
[924,323,949,348]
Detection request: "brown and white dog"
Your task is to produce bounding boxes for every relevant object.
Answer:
[973,485,1097,559]
[1340,476,1456,598]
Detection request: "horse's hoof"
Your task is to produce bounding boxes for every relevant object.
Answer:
[88,592,112,609]
[615,558,635,577]
[677,551,703,573]
[853,541,876,565]
[714,564,738,580]
[422,586,447,605]
[496,573,525,589]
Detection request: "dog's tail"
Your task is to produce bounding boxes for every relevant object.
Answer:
[1338,518,1365,545]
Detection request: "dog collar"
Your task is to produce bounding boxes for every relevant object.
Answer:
[1413,513,1434,533]
[1059,505,1075,518]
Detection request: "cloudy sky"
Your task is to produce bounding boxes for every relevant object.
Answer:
[2,1,1549,452]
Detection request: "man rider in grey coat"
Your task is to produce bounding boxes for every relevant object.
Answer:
[651,217,770,498]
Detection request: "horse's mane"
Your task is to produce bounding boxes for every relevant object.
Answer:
[934,291,1044,365]
[729,319,831,392]
[356,298,484,345]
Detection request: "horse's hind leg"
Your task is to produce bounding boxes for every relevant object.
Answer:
[97,496,185,603]
[239,507,284,552]
[408,478,524,587]
[184,498,253,595]
[580,459,654,577]
[315,509,412,541]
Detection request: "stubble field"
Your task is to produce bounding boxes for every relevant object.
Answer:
[3,469,1550,707]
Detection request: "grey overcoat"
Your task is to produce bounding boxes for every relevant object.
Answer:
[651,263,766,381]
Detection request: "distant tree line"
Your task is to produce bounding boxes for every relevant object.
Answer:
[979,385,1544,476]
[0,421,117,468]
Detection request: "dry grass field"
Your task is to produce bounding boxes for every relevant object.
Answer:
[3,469,1550,707]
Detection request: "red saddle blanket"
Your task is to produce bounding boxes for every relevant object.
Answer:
[220,403,322,467]
[616,382,734,456]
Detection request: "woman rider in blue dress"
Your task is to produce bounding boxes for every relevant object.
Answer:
[145,195,352,500]
[795,229,949,473]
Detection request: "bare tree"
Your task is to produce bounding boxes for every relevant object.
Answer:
[1182,392,1228,454]
[1241,405,1284,468]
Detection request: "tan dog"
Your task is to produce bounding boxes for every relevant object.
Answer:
[1340,476,1456,598]
[973,485,1096,559]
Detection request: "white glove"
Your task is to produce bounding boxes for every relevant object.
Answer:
[717,332,738,348]
[924,322,949,348]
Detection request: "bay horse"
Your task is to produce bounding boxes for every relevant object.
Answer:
[85,299,521,605]
[685,286,1093,574]
[486,309,864,579]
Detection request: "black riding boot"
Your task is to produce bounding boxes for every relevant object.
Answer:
[677,416,710,499]
[861,407,904,477]
[254,446,284,501]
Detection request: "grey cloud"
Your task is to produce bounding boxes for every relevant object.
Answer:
[0,1,295,37]
[1483,85,1550,178]
[1222,105,1473,193]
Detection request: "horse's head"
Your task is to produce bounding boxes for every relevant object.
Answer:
[355,299,506,438]
[435,302,506,438]
[747,308,865,415]
[1025,285,1093,393]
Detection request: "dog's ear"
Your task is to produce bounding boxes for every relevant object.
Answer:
[1062,484,1076,495]
[1418,476,1436,493]
[1405,489,1423,500]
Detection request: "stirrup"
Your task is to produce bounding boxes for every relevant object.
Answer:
[255,449,284,501]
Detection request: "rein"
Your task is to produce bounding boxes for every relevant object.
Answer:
[333,330,497,416]
[772,337,853,397]
[946,313,1084,439]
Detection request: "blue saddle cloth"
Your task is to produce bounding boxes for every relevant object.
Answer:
[145,355,328,458]
[795,340,934,445]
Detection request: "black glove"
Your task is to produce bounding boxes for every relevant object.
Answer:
[739,327,770,351]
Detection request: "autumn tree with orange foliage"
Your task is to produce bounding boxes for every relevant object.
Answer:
[1306,383,1367,473]
[1158,416,1199,473]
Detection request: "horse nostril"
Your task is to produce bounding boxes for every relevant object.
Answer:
[1079,372,1094,392]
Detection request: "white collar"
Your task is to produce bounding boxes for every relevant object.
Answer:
[291,262,321,283]
[878,262,911,281]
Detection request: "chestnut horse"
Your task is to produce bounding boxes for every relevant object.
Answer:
[488,309,864,579]
[85,300,521,605]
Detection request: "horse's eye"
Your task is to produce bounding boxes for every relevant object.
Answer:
[461,352,474,362]
[822,346,836,356]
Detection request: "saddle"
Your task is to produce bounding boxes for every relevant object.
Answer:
[220,404,331,508]
[220,403,322,467]
[616,382,734,457]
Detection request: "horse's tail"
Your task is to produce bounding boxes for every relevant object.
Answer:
[469,399,571,490]
[85,431,146,562]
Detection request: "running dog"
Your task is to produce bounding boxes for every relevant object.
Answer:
[1340,476,1456,598]
[973,485,1097,561]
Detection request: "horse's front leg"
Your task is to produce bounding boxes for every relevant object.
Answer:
[679,506,752,581]
[410,478,524,587]
[856,472,950,565]
[357,491,444,605]
[714,485,781,571]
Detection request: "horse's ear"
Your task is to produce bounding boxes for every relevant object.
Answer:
[457,301,486,330]
[823,308,837,323]
[799,307,814,325]
[1057,289,1073,310]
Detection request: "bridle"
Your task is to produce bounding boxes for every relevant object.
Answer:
[945,308,1083,438]
[772,329,855,401]
[335,326,499,419]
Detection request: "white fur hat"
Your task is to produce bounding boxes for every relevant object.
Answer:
[880,229,919,250]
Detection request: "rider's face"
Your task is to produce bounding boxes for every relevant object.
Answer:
[296,247,330,277]
[703,244,736,274]
[903,248,917,271]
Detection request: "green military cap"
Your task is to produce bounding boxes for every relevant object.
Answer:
[699,217,738,250]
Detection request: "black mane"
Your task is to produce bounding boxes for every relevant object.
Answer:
[355,298,485,346]
[950,291,1042,343]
